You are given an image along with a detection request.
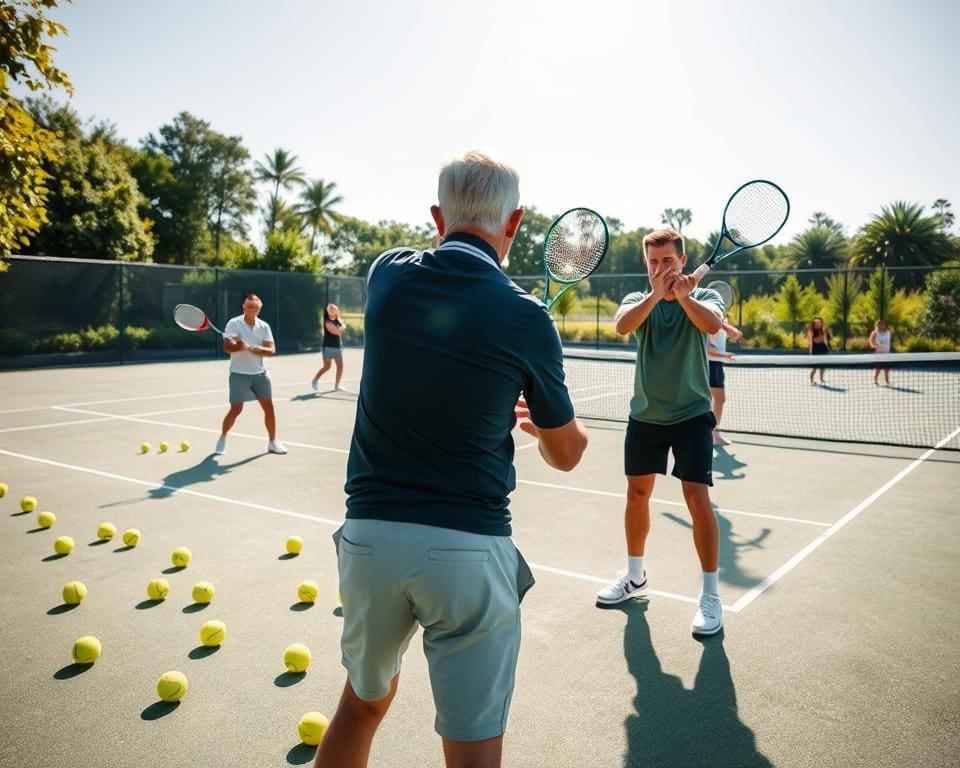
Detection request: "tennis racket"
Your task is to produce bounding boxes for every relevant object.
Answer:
[692,180,789,282]
[173,304,226,336]
[542,207,609,309]
[706,280,734,314]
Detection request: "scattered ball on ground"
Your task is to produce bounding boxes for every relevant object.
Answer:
[298,712,329,746]
[180,441,190,452]
[159,441,170,453]
[0,482,8,497]
[286,536,303,555]
[156,671,188,701]
[283,643,312,673]
[54,536,75,555]
[122,529,141,547]
[146,578,171,601]
[37,511,56,528]
[297,580,319,603]
[72,635,101,664]
[337,591,342,607]
[63,581,87,604]
[192,581,215,603]
[21,496,37,512]
[171,547,192,568]
[97,522,116,540]
[199,619,226,646]
[140,442,151,454]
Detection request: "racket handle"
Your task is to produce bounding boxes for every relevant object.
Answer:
[691,263,711,282]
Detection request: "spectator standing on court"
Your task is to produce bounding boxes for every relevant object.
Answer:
[215,293,287,456]
[595,229,726,637]
[311,303,347,391]
[869,318,893,385]
[317,151,588,768]
[807,316,831,385]
[708,317,743,446]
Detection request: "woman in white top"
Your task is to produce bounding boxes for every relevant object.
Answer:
[708,317,743,446]
[869,319,893,385]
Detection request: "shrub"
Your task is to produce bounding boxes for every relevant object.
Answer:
[0,328,35,355]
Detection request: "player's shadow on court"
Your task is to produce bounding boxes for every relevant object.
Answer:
[618,601,772,768]
[148,454,265,500]
[712,446,747,480]
[664,511,769,589]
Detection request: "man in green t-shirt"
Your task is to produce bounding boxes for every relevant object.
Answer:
[596,228,726,636]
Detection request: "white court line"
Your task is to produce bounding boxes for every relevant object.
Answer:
[573,389,630,405]
[0,416,119,434]
[130,404,232,418]
[518,478,831,527]
[729,425,960,614]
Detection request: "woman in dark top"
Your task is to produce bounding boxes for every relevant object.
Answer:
[807,316,831,385]
[311,303,347,391]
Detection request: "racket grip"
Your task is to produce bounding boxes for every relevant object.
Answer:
[691,263,711,282]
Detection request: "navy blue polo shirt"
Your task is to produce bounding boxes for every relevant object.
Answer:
[344,232,575,536]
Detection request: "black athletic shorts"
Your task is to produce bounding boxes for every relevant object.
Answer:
[708,361,725,389]
[624,412,716,486]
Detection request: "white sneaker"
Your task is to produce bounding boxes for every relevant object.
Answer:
[596,571,648,606]
[692,593,723,636]
[311,378,319,392]
[268,439,288,455]
[712,430,731,446]
[214,437,226,455]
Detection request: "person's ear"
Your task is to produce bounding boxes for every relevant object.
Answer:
[505,208,525,239]
[430,205,445,238]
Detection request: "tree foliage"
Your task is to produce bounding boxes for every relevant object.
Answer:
[848,201,957,273]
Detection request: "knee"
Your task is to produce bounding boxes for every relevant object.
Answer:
[626,484,652,505]
[229,404,244,415]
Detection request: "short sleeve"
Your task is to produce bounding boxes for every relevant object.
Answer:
[522,308,575,430]
[694,287,724,315]
[224,318,240,337]
[619,291,647,310]
[260,320,274,344]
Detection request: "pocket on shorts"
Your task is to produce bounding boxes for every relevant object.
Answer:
[341,536,373,557]
[428,549,490,563]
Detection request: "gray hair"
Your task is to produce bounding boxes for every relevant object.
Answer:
[437,151,520,233]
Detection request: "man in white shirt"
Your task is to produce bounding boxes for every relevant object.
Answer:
[215,293,287,455]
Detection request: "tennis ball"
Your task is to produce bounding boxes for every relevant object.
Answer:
[283,643,312,673]
[37,511,56,529]
[21,496,37,512]
[159,441,170,453]
[146,577,171,601]
[336,590,342,607]
[0,482,8,497]
[121,528,141,547]
[63,581,87,605]
[140,442,151,454]
[298,711,329,746]
[180,441,191,452]
[199,619,226,646]
[286,536,303,555]
[297,580,319,603]
[156,671,188,702]
[192,581,215,604]
[54,536,75,555]
[97,522,116,541]
[72,635,101,664]
[171,547,192,568]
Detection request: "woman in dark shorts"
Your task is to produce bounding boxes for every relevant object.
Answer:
[708,318,743,446]
[311,303,347,391]
[807,316,831,385]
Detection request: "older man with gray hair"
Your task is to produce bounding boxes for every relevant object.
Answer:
[316,151,588,768]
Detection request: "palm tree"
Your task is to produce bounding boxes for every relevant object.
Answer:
[254,148,306,231]
[848,201,956,270]
[660,208,692,233]
[782,227,847,270]
[262,193,302,236]
[299,179,345,254]
[807,212,844,234]
[931,199,954,233]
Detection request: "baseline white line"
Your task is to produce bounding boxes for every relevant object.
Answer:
[517,478,829,527]
[729,425,960,613]
[0,416,119,434]
[0,448,342,526]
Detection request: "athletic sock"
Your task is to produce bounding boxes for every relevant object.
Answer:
[701,570,719,596]
[628,556,645,585]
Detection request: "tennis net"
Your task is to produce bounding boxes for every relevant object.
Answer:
[562,350,960,450]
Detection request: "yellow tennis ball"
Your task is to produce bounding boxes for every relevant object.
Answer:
[298,711,329,746]
[283,643,312,673]
[0,482,8,497]
[297,580,319,603]
[192,581,215,604]
[37,511,56,528]
[336,590,342,607]
[140,442,151,454]
[180,441,190,452]
[121,528,141,547]
[156,671,188,702]
[72,635,101,664]
[96,522,116,540]
[159,441,170,453]
[54,536,75,555]
[199,619,226,646]
[20,496,37,512]
[146,577,171,601]
[286,536,303,555]
[171,547,192,568]
[63,581,87,604]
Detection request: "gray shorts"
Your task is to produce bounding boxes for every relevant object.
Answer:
[334,519,535,741]
[322,346,342,360]
[228,371,272,403]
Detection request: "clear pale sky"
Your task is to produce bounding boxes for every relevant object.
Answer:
[41,0,960,242]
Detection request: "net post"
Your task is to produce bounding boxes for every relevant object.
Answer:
[117,262,125,363]
[842,270,848,351]
[213,267,220,359]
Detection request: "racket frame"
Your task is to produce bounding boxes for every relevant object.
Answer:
[541,207,609,309]
[173,303,227,337]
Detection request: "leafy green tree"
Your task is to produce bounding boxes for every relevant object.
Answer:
[775,275,821,347]
[931,199,954,234]
[849,267,904,334]
[325,217,434,275]
[550,287,579,332]
[206,133,255,263]
[808,212,844,234]
[503,207,552,275]
[299,179,344,255]
[824,272,863,347]
[0,0,73,257]
[920,261,960,340]
[848,202,957,276]
[782,227,847,271]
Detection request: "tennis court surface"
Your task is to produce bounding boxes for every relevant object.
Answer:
[1,350,958,768]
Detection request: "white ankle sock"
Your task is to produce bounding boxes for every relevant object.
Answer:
[628,556,645,584]
[701,571,719,596]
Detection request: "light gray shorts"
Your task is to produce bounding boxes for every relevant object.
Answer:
[322,347,342,360]
[228,371,272,403]
[334,519,535,742]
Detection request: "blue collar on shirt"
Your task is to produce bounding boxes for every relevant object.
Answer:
[437,232,501,269]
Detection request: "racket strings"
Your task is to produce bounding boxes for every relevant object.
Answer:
[545,210,608,283]
[724,182,789,246]
[174,304,207,331]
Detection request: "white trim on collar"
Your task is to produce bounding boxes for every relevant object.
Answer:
[436,240,500,268]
